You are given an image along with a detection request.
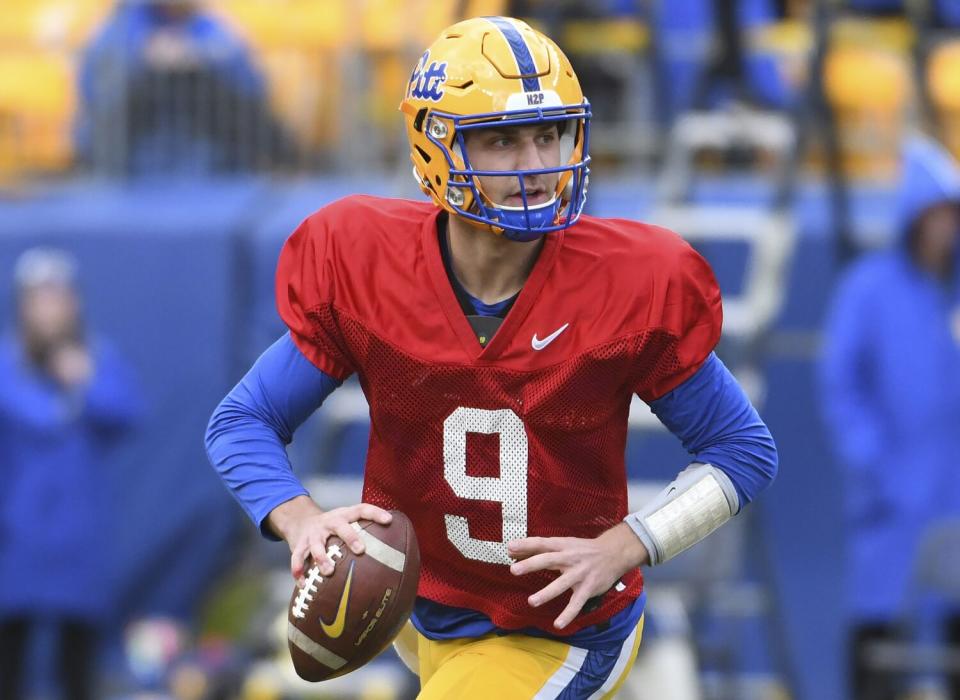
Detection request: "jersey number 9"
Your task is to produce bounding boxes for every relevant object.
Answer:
[442,407,528,565]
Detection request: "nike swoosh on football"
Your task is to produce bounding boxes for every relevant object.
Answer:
[531,323,570,350]
[319,559,355,639]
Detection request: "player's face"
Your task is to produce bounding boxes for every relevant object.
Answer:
[463,124,561,208]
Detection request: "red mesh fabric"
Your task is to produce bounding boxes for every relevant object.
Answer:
[276,198,723,635]
[297,304,698,636]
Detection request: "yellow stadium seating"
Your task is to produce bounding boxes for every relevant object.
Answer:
[212,0,290,49]
[830,16,916,54]
[928,40,960,110]
[0,0,112,49]
[0,1,112,178]
[750,18,812,56]
[824,43,912,180]
[0,49,76,176]
[56,0,115,49]
[211,0,506,153]
[927,39,960,161]
[357,0,506,51]
[284,0,351,49]
[209,0,346,151]
[0,0,512,173]
[0,2,42,47]
[212,0,351,50]
[560,17,649,56]
[258,50,344,151]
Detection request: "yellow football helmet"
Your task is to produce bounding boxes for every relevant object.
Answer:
[400,16,591,241]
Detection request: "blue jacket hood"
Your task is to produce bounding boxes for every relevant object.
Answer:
[895,135,960,243]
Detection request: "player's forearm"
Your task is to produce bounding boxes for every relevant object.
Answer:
[205,395,309,536]
[630,353,778,566]
[649,352,778,507]
[625,463,738,565]
[204,333,342,538]
[265,495,324,542]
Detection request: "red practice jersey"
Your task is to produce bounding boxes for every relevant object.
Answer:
[276,195,722,636]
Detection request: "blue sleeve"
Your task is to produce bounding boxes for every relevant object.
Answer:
[205,333,340,538]
[648,353,778,509]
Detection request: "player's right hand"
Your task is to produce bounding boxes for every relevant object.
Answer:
[267,496,392,584]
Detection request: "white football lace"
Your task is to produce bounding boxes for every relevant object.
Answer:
[290,543,345,619]
[292,565,323,619]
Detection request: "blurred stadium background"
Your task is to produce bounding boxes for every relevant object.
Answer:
[1,0,959,698]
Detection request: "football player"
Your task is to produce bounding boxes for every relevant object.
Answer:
[206,16,778,698]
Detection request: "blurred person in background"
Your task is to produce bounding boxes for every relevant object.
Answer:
[0,249,142,700]
[75,0,298,176]
[820,136,960,700]
[506,0,647,128]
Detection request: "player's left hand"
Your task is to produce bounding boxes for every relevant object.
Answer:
[507,522,650,630]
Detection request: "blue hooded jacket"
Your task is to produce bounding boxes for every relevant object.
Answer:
[0,336,142,621]
[820,136,960,621]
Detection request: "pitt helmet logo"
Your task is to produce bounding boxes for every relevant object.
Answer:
[408,50,448,102]
[319,559,355,639]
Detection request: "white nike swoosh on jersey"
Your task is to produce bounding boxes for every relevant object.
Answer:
[531,323,570,350]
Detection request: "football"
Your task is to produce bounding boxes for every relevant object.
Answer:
[286,510,420,682]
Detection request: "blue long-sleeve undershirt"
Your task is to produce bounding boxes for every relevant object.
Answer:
[205,334,340,537]
[205,335,776,538]
[649,352,778,509]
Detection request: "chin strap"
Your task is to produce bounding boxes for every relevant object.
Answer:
[624,463,739,566]
[495,199,562,242]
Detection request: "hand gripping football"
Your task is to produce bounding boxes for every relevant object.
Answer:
[287,510,420,681]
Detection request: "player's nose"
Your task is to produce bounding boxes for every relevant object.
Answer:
[516,137,546,171]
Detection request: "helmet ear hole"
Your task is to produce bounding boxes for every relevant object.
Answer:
[413,108,428,133]
[414,145,432,163]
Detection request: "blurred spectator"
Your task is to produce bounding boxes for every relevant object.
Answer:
[76,0,299,176]
[0,249,142,700]
[819,136,960,700]
[642,0,800,125]
[507,0,648,126]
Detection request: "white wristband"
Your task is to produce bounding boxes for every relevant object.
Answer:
[624,463,739,566]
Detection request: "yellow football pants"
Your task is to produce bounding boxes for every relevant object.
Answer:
[394,615,643,699]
